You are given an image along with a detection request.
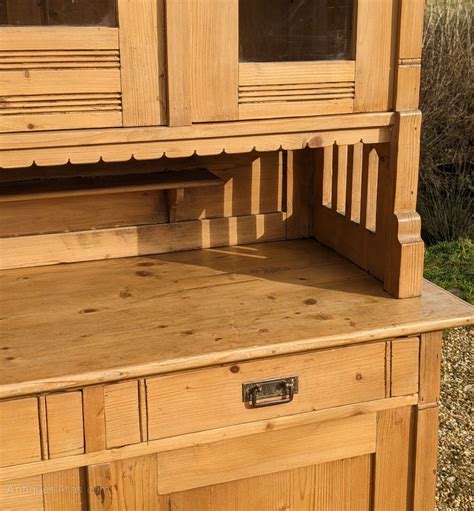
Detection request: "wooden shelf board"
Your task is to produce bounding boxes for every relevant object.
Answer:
[0,168,222,202]
[0,239,472,398]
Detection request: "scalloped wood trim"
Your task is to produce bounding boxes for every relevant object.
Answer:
[0,125,392,169]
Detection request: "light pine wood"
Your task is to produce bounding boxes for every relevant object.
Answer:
[0,241,472,400]
[117,0,164,126]
[239,98,353,120]
[0,27,119,51]
[87,457,169,511]
[42,469,86,511]
[0,69,121,96]
[412,406,439,510]
[0,191,169,238]
[314,142,389,280]
[0,112,393,169]
[190,0,238,122]
[391,337,420,397]
[354,0,396,112]
[83,386,106,453]
[374,407,415,510]
[0,112,122,134]
[0,395,418,484]
[239,61,355,86]
[0,475,44,511]
[86,464,118,511]
[103,381,141,449]
[0,398,41,467]
[0,169,222,202]
[0,212,286,270]
[46,392,84,459]
[286,150,314,239]
[419,331,443,406]
[170,456,372,510]
[157,414,376,494]
[398,0,425,60]
[165,0,191,126]
[170,153,282,222]
[394,64,422,111]
[0,127,390,169]
[384,112,424,298]
[147,342,386,439]
[0,113,394,152]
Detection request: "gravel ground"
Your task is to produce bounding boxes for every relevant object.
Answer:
[436,327,473,510]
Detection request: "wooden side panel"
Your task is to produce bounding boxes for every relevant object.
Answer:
[117,0,165,126]
[394,64,421,111]
[43,469,86,511]
[46,392,84,459]
[398,0,425,60]
[0,398,41,467]
[157,413,376,494]
[313,142,389,282]
[104,381,141,448]
[384,112,424,298]
[374,407,415,510]
[147,343,386,440]
[170,455,372,510]
[354,0,397,112]
[191,0,238,122]
[412,406,439,510]
[0,476,44,511]
[391,337,420,396]
[165,0,191,126]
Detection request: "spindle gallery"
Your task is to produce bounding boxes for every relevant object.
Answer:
[0,1,472,510]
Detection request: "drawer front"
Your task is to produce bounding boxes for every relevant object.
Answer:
[147,342,386,440]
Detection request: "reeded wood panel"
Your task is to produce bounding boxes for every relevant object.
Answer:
[238,61,355,120]
[0,27,122,132]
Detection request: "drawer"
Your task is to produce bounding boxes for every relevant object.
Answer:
[147,342,386,440]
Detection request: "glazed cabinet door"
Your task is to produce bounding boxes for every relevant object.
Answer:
[169,0,397,124]
[0,0,165,133]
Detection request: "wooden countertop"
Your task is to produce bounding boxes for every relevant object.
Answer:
[1,239,472,398]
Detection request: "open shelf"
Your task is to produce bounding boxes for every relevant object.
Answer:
[0,168,222,202]
[1,239,472,398]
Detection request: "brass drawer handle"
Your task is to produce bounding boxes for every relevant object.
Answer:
[242,376,299,408]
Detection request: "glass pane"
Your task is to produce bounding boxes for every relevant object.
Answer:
[0,0,117,27]
[239,0,354,62]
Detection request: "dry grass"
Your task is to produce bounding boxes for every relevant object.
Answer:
[419,0,473,244]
